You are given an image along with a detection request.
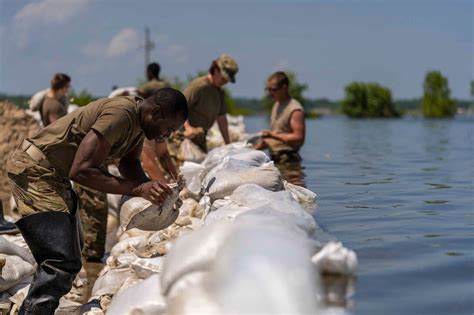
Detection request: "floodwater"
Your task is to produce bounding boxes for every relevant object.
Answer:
[245,115,474,315]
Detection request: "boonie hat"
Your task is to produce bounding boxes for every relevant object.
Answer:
[216,53,239,83]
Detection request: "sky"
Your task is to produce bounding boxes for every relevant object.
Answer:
[0,0,472,100]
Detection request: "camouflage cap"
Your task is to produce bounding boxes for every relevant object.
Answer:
[216,53,238,83]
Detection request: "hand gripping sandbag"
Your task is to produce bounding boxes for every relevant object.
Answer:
[120,182,183,231]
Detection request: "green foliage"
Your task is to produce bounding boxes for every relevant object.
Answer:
[261,71,308,113]
[341,82,400,118]
[69,89,95,107]
[0,93,29,109]
[421,71,456,118]
[471,80,474,98]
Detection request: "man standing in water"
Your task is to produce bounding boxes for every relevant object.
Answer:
[255,71,306,185]
[7,88,188,314]
[40,73,71,126]
[172,53,238,154]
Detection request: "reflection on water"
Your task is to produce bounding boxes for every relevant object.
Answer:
[274,160,306,187]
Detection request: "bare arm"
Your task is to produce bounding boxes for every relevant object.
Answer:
[140,145,167,182]
[69,130,172,203]
[262,110,305,149]
[155,141,178,181]
[48,113,60,124]
[217,114,230,145]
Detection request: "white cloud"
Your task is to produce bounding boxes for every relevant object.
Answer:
[106,28,139,57]
[273,59,290,71]
[14,0,89,29]
[164,43,189,63]
[13,0,89,47]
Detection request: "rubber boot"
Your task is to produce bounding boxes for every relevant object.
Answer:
[0,200,19,234]
[15,210,83,315]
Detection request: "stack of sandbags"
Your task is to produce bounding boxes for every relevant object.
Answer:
[0,102,41,203]
[206,114,246,150]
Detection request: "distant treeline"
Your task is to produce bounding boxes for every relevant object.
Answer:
[0,92,471,115]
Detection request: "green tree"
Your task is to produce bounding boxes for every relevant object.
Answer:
[341,82,399,118]
[421,71,456,118]
[261,71,308,113]
[70,89,95,107]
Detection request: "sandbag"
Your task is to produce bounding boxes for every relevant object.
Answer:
[178,139,206,163]
[201,142,250,171]
[180,162,206,196]
[0,254,35,292]
[284,181,317,213]
[107,274,166,315]
[311,242,358,276]
[28,88,48,111]
[206,164,283,201]
[0,236,35,265]
[131,256,164,279]
[119,182,182,231]
[160,221,235,294]
[90,266,136,300]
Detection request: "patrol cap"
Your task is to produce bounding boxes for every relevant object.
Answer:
[216,53,238,83]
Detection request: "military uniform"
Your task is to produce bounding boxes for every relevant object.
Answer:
[138,79,171,99]
[40,95,68,126]
[6,96,145,314]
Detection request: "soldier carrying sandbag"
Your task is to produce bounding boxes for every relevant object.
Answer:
[6,88,188,314]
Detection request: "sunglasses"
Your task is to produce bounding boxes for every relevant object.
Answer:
[265,86,282,93]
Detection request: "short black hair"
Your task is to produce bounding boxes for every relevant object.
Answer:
[51,73,71,91]
[153,88,188,120]
[147,62,161,78]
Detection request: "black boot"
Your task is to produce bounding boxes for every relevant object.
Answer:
[16,211,83,315]
[0,200,19,234]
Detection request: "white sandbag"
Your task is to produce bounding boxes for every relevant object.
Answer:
[8,282,30,313]
[203,201,251,225]
[28,88,48,111]
[180,162,206,195]
[284,181,317,213]
[90,267,136,300]
[0,254,35,292]
[106,252,138,269]
[311,242,358,276]
[131,256,164,279]
[178,139,206,163]
[0,236,35,265]
[201,142,250,170]
[161,221,235,294]
[108,87,138,98]
[196,223,321,314]
[227,185,319,237]
[110,236,146,257]
[107,274,166,315]
[206,164,283,201]
[1,234,28,250]
[222,149,270,166]
[119,182,182,231]
[203,158,256,189]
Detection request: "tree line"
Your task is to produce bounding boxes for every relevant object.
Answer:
[1,71,472,119]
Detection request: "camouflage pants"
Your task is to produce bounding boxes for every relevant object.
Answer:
[7,149,107,261]
[74,183,108,262]
[7,150,76,216]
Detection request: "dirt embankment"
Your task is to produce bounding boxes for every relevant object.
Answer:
[0,101,41,201]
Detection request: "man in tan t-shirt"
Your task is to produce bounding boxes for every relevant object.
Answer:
[255,71,306,162]
[178,53,239,153]
[40,73,71,126]
[6,88,188,314]
[138,62,171,99]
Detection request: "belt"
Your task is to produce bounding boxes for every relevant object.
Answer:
[20,140,52,168]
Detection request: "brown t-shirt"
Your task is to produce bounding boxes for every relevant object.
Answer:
[183,76,226,131]
[29,96,145,178]
[266,98,304,154]
[138,79,171,99]
[41,96,68,126]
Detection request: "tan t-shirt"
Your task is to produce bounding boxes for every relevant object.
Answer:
[41,96,68,126]
[266,98,304,154]
[183,76,226,131]
[138,79,171,99]
[30,96,145,178]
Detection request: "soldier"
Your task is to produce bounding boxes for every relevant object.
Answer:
[177,53,239,153]
[40,73,71,126]
[138,62,171,99]
[6,88,188,314]
[255,71,306,185]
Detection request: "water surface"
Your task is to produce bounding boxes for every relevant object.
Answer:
[245,115,473,315]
